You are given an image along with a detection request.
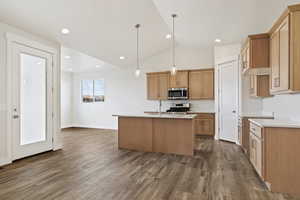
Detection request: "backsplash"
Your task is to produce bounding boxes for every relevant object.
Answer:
[159,100,215,112]
[263,93,300,122]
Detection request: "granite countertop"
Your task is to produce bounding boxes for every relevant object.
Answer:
[249,119,300,128]
[113,113,197,119]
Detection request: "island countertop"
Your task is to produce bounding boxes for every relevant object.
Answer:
[113,113,197,119]
[249,119,300,128]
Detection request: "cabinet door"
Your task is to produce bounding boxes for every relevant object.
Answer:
[249,75,256,96]
[278,16,290,91]
[238,125,242,145]
[194,118,214,136]
[147,74,159,100]
[189,69,214,99]
[255,136,263,177]
[270,31,280,90]
[169,71,188,88]
[249,134,256,167]
[271,16,290,93]
[158,73,169,100]
[246,45,250,69]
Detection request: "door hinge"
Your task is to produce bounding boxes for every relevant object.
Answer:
[52,113,54,118]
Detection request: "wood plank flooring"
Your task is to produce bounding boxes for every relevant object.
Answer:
[0,128,299,200]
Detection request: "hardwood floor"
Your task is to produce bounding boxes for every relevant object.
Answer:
[0,128,299,200]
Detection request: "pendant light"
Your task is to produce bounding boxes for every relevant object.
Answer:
[135,24,141,77]
[171,14,177,75]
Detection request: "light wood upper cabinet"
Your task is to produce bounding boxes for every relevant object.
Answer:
[147,72,169,100]
[249,74,271,98]
[269,6,300,94]
[270,30,280,90]
[189,69,214,100]
[241,34,270,73]
[147,74,159,100]
[158,73,169,100]
[169,71,189,88]
[147,69,215,100]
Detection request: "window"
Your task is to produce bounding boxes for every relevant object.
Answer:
[81,80,105,103]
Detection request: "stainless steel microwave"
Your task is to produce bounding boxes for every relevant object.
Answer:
[168,88,188,100]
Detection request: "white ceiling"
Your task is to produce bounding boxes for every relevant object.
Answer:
[61,47,117,73]
[152,0,300,48]
[0,0,299,70]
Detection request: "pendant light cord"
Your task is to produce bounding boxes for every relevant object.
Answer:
[135,24,140,70]
[172,14,177,68]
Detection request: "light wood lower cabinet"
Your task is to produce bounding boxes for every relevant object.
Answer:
[240,116,273,157]
[249,122,300,196]
[192,113,215,136]
[249,126,263,177]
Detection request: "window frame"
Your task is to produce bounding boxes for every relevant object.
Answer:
[81,79,105,103]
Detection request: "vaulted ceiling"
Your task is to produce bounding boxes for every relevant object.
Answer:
[0,0,299,69]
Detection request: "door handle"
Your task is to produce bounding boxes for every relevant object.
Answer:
[232,110,236,113]
[13,115,19,119]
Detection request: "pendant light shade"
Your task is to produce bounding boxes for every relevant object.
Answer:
[135,24,141,77]
[171,14,177,75]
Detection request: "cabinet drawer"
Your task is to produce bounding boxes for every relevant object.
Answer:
[250,123,262,138]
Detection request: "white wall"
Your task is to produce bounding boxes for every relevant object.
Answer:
[143,45,214,70]
[262,94,300,121]
[69,45,215,130]
[61,72,73,128]
[214,44,264,115]
[0,21,61,166]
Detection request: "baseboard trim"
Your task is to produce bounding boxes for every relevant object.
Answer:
[61,125,73,129]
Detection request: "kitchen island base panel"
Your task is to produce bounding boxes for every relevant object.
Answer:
[118,117,194,156]
[153,118,194,156]
[118,117,153,152]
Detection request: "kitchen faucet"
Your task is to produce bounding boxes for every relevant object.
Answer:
[159,100,162,114]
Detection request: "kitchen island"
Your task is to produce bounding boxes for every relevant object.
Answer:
[113,113,197,156]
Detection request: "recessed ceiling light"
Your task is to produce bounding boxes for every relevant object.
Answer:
[65,55,71,59]
[215,38,221,43]
[120,56,125,60]
[37,61,42,65]
[95,65,101,68]
[61,28,70,35]
[166,34,172,39]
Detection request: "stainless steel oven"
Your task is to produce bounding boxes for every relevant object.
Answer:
[168,88,188,100]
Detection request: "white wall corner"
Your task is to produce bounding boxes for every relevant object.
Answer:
[0,158,12,167]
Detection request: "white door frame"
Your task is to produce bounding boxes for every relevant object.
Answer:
[215,56,240,143]
[6,33,61,164]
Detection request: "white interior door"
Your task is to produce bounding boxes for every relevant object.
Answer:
[11,43,53,160]
[218,60,238,142]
